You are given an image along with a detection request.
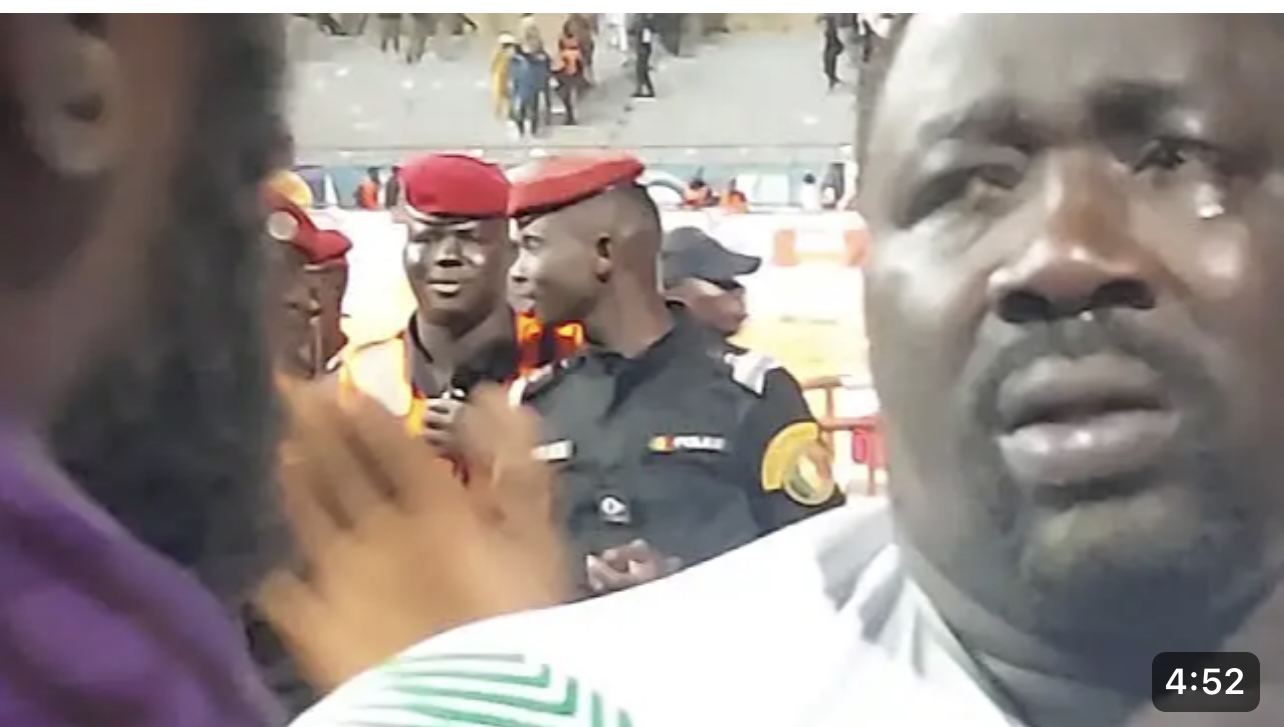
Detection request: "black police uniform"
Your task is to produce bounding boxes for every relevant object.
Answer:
[513,305,845,590]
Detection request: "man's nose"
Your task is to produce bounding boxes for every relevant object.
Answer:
[509,249,536,283]
[987,151,1158,324]
[430,236,465,267]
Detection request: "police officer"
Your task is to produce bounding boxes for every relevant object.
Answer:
[507,153,846,596]
[661,225,758,339]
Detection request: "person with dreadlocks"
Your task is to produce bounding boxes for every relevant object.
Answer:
[27,14,567,725]
[4,15,283,726]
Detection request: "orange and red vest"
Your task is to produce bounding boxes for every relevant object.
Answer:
[339,311,583,433]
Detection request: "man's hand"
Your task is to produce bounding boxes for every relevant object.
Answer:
[421,396,465,454]
[254,382,569,693]
[585,540,682,595]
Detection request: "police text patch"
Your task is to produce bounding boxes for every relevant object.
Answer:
[648,434,727,454]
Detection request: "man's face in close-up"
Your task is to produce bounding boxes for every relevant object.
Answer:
[513,207,605,327]
[403,215,510,331]
[861,14,1284,649]
[49,15,285,601]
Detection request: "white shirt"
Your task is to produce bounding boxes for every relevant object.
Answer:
[311,495,1250,726]
[292,499,1038,726]
[799,182,822,211]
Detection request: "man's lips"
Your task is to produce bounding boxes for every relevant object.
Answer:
[993,354,1180,493]
[996,354,1168,433]
[426,279,467,296]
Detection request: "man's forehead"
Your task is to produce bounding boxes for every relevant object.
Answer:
[875,15,1281,151]
[518,206,579,241]
[409,215,484,234]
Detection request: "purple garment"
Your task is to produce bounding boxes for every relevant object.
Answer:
[0,425,281,727]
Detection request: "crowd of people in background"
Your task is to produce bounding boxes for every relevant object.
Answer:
[486,14,597,138]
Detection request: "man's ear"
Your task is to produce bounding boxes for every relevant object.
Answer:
[11,15,125,178]
[0,15,125,287]
[594,234,614,280]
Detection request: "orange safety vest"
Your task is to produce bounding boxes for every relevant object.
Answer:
[356,179,380,210]
[515,312,583,376]
[720,190,748,213]
[338,314,583,433]
[555,37,582,75]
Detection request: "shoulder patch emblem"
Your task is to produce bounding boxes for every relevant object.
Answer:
[760,421,837,506]
[723,349,781,395]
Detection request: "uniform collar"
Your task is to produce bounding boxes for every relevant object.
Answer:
[584,302,708,382]
[405,308,521,397]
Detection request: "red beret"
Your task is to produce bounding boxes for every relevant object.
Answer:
[508,153,645,218]
[264,191,351,266]
[400,153,510,220]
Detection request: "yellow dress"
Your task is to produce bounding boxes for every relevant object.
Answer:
[490,46,514,120]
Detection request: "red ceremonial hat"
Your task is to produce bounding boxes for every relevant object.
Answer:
[507,152,645,218]
[264,190,351,266]
[400,153,510,220]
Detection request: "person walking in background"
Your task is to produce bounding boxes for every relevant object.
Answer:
[553,23,585,125]
[565,13,596,86]
[377,13,402,54]
[517,13,542,53]
[406,13,436,64]
[521,37,555,130]
[821,14,844,90]
[629,14,656,99]
[508,44,543,138]
[355,167,382,209]
[384,165,403,208]
[490,33,518,121]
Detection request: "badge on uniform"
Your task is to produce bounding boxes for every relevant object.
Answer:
[760,421,837,506]
[598,493,632,525]
[532,440,574,463]
[648,434,727,454]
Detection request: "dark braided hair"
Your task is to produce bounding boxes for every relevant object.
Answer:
[51,15,288,604]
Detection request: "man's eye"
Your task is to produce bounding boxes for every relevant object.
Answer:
[905,164,1021,225]
[1133,137,1217,173]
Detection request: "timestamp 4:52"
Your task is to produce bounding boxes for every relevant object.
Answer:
[1151,652,1261,713]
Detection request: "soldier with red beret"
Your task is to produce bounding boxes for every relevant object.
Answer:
[507,152,845,598]
[339,153,581,455]
[264,189,353,381]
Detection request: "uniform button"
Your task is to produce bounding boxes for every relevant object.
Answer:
[598,494,632,525]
